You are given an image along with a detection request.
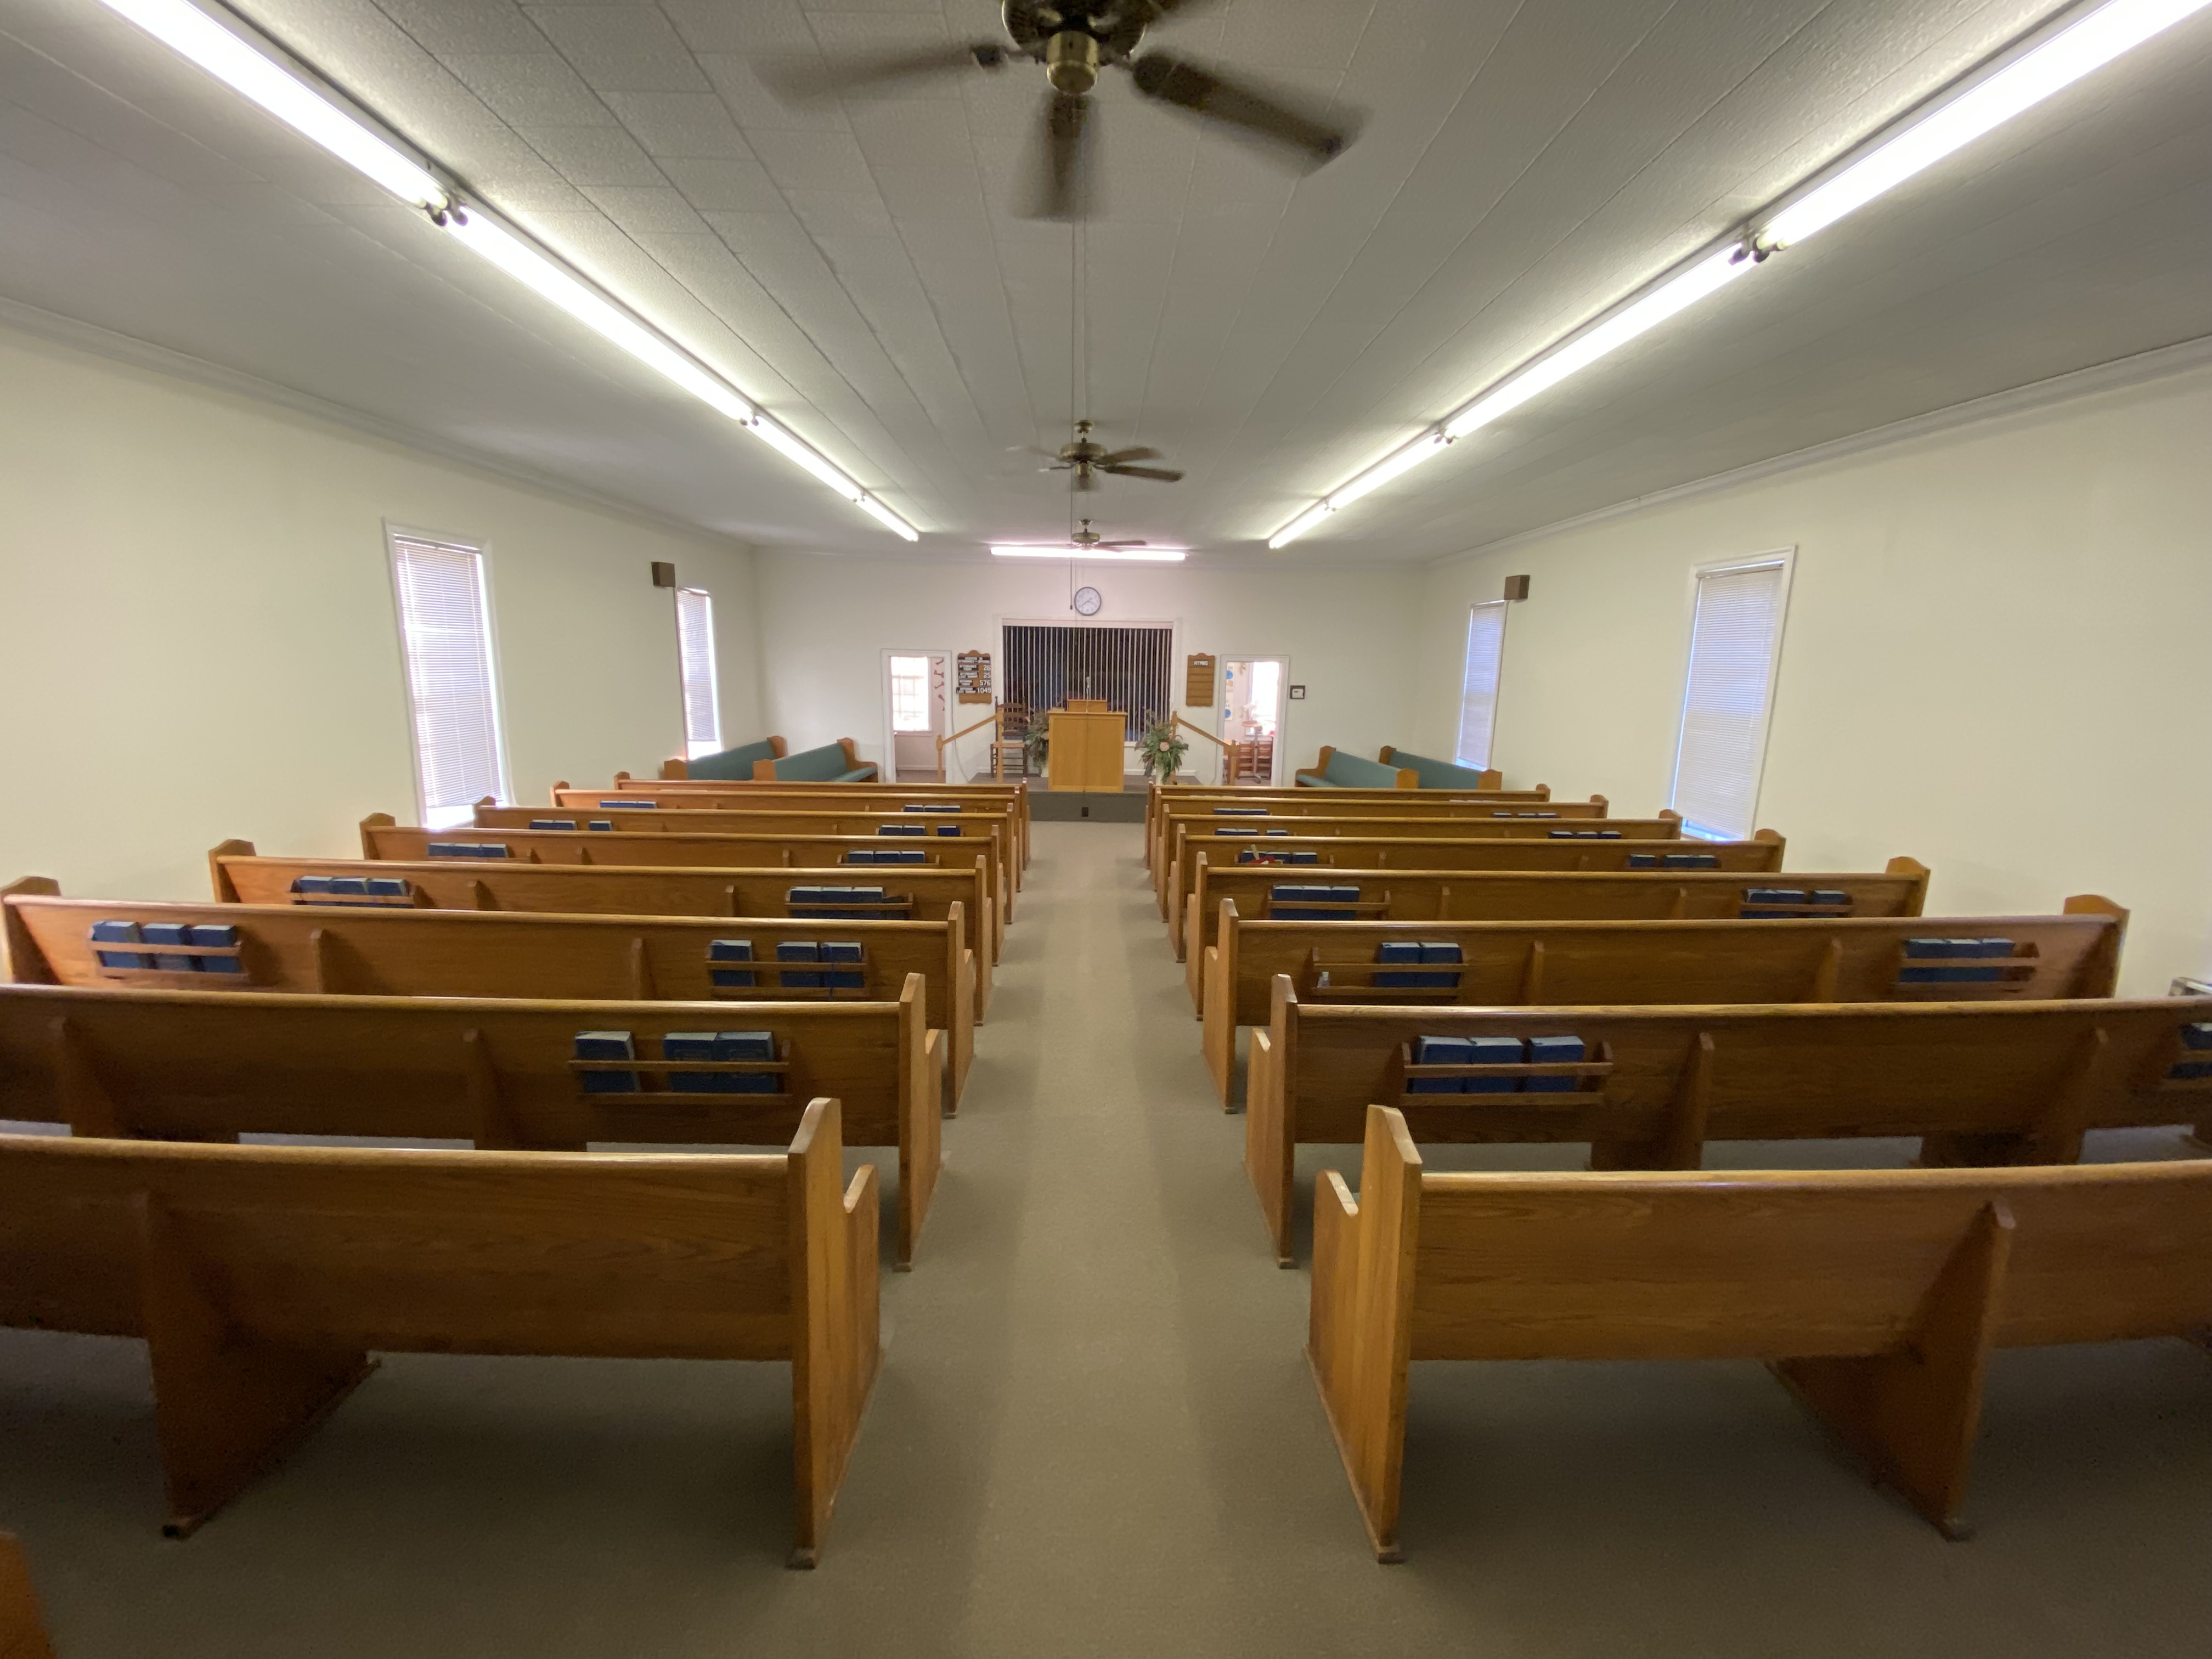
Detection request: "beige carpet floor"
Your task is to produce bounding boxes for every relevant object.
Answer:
[5,819,2212,1656]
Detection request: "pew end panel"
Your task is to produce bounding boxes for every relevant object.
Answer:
[893,973,940,1269]
[0,878,62,985]
[0,1533,55,1659]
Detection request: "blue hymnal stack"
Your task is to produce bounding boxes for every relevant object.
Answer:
[187,923,244,974]
[848,848,926,865]
[426,842,511,859]
[904,804,960,812]
[789,885,889,919]
[1374,940,1424,988]
[599,800,655,809]
[575,1031,637,1093]
[1264,828,1291,836]
[664,1031,779,1093]
[1523,1034,1585,1093]
[935,825,961,837]
[89,919,148,969]
[2171,1023,2212,1080]
[1662,853,1719,869]
[1214,827,1261,836]
[1409,1035,1524,1093]
[1239,848,1319,865]
[368,877,410,898]
[1548,829,1620,838]
[879,824,927,836]
[1899,938,2015,984]
[328,877,370,897]
[777,941,823,989]
[1741,886,1803,916]
[588,820,615,831]
[1808,890,1849,909]
[823,941,865,989]
[1376,941,1462,989]
[1271,884,1359,919]
[1626,854,1657,868]
[530,819,577,830]
[1214,807,1268,816]
[709,939,754,988]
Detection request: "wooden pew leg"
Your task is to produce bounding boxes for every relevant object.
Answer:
[788,1107,881,1568]
[137,1199,376,1538]
[1771,1199,2013,1541]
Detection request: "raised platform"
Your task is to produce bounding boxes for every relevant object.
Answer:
[1030,783,1148,823]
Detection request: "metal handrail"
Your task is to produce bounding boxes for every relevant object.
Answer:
[1172,713,1227,749]
[938,702,1006,783]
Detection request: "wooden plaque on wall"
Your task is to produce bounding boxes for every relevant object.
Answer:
[956,650,993,704]
[1184,653,1218,707]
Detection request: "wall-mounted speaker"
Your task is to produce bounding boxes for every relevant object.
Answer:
[1503,574,1531,602]
[651,561,678,589]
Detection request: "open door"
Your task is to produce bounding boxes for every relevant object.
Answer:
[1220,658,1285,785]
[884,651,949,782]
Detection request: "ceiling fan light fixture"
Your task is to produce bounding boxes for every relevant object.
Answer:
[1045,30,1101,95]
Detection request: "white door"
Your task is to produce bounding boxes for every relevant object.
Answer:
[884,651,949,781]
[1220,658,1285,785]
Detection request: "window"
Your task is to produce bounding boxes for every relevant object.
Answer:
[888,654,932,732]
[1002,623,1172,738]
[1670,554,1792,840]
[387,533,508,829]
[675,587,722,758]
[1454,601,1508,769]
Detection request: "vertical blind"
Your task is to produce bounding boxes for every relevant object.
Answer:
[1454,601,1508,769]
[1002,624,1172,739]
[390,536,507,828]
[675,587,721,758]
[1671,558,1790,840]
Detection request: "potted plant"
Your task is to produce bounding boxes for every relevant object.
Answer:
[1136,715,1189,786]
[1023,715,1051,775]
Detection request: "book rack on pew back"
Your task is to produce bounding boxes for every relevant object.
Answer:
[1312,1104,2212,1558]
[1197,897,2128,1102]
[2,882,979,1108]
[0,1100,877,1565]
[618,774,1032,868]
[0,975,944,1267]
[562,781,1030,870]
[1143,782,1567,868]
[1243,975,2212,1262]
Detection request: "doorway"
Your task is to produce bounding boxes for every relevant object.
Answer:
[1220,658,1285,785]
[882,650,949,782]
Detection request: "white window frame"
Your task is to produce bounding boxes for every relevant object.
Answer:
[383,525,511,830]
[674,586,723,759]
[1454,601,1509,770]
[1667,549,1796,841]
[887,653,933,734]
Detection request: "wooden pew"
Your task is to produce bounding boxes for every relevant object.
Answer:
[3,883,978,1108]
[557,783,1028,870]
[0,1099,877,1564]
[0,1534,53,1659]
[1159,814,1689,924]
[1144,782,1564,867]
[634,772,1032,866]
[1148,792,1605,877]
[1314,1106,2212,1558]
[477,800,1017,897]
[0,975,943,1267]
[210,847,997,1009]
[1247,978,2212,1263]
[1170,835,1790,960]
[363,816,1013,952]
[1178,856,1922,980]
[1200,899,2129,1104]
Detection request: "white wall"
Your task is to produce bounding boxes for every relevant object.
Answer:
[1411,359,2212,995]
[751,553,1423,784]
[0,325,761,902]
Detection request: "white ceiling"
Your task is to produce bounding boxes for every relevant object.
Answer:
[1,0,2208,564]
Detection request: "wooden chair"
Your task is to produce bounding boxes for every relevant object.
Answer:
[1178,857,1932,981]
[0,975,943,1266]
[1314,1105,2212,1557]
[3,883,979,1108]
[0,1100,877,1564]
[1246,977,2212,1262]
[1199,898,2129,1103]
[0,1534,53,1659]
[210,844,1000,992]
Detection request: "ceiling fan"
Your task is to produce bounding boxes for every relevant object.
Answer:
[1030,419,1183,490]
[759,2,1362,219]
[1065,517,1150,551]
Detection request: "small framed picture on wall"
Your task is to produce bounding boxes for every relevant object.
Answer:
[1287,684,1307,700]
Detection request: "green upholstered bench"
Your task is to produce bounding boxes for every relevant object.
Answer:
[1293,747,1418,789]
[760,739,881,783]
[680,736,786,781]
[1378,747,1502,789]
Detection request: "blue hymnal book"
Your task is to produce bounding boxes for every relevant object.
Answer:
[1374,940,1424,988]
[1900,938,2014,984]
[844,850,878,865]
[367,877,410,898]
[291,875,335,894]
[89,919,148,969]
[1663,854,1719,869]
[823,941,865,989]
[664,1031,740,1093]
[875,849,927,865]
[599,801,655,809]
[1271,883,1359,919]
[717,1031,778,1093]
[530,819,577,830]
[1534,812,1559,819]
[575,1031,637,1093]
[426,842,465,858]
[1809,890,1849,907]
[935,825,961,837]
[2172,1023,2212,1080]
[1215,827,1261,836]
[476,844,511,859]
[1214,807,1268,815]
[328,877,370,896]
[708,939,754,989]
[426,841,506,859]
[879,824,926,836]
[904,804,960,812]
[1461,1035,1525,1092]
[789,886,888,919]
[777,941,823,990]
[1741,887,1805,917]
[139,923,195,972]
[1415,941,1463,989]
[1523,1034,1585,1093]
[1407,1035,1472,1093]
[1626,854,1657,869]
[187,923,244,974]
[1265,828,1290,836]
[588,821,615,831]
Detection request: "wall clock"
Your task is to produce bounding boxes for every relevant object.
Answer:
[1073,586,1102,617]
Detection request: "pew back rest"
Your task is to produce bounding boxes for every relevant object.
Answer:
[682,737,787,782]
[1376,748,1498,790]
[481,804,997,845]
[0,1132,799,1359]
[1404,1156,2212,1359]
[1295,748,1417,789]
[764,741,877,783]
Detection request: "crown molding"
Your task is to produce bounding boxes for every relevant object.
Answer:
[1426,331,2212,570]
[0,295,752,551]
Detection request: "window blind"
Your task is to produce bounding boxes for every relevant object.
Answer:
[1454,601,1508,769]
[390,536,507,829]
[1671,558,1789,840]
[1002,624,1171,740]
[675,587,722,758]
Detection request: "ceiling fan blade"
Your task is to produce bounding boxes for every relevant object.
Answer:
[1024,91,1093,221]
[1101,464,1185,482]
[1127,53,1357,166]
[1094,539,1150,549]
[1097,445,1163,465]
[758,43,1007,103]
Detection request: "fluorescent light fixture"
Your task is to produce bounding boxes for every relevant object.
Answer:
[1268,0,2210,547]
[94,0,445,208]
[991,545,1188,562]
[858,494,923,541]
[1765,0,2212,246]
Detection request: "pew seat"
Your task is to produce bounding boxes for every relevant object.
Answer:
[0,1101,876,1564]
[1294,747,1417,789]
[1313,1104,2212,1558]
[760,740,878,783]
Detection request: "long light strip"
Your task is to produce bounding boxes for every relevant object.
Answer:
[1268,0,2212,548]
[91,0,921,541]
[991,545,1188,562]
